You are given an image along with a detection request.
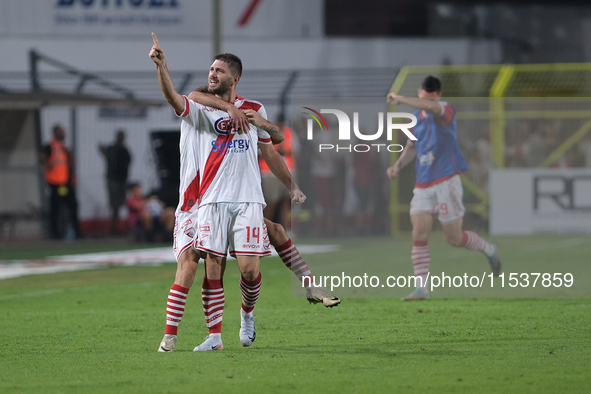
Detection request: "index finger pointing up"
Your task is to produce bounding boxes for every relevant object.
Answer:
[152,32,159,47]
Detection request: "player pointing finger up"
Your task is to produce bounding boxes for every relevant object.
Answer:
[149,32,165,67]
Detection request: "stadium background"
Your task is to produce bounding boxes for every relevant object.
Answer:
[3,0,590,240]
[1,1,591,393]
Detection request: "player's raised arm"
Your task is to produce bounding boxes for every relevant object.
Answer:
[242,109,285,144]
[387,92,443,114]
[149,33,185,114]
[188,89,250,134]
[259,143,306,204]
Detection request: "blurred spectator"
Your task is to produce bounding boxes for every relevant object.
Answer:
[580,133,591,167]
[126,183,175,243]
[475,125,492,171]
[543,119,569,167]
[352,136,377,233]
[506,120,531,167]
[39,124,81,239]
[99,130,132,235]
[310,127,337,235]
[259,115,299,229]
[528,121,546,167]
[466,149,488,194]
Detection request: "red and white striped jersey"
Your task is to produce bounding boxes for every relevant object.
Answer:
[174,94,272,212]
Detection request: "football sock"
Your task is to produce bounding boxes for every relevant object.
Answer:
[202,278,225,334]
[165,283,189,336]
[276,240,313,286]
[460,231,495,256]
[240,272,262,313]
[412,240,430,291]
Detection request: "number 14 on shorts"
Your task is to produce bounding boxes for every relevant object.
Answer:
[246,226,261,244]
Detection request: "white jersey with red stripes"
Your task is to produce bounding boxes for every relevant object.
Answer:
[175,114,201,216]
[175,94,272,209]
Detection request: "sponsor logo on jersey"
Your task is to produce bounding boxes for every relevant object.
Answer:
[419,151,435,166]
[242,243,259,248]
[211,139,250,155]
[200,226,210,232]
[214,117,233,135]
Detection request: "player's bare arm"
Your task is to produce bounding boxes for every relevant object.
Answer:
[187,89,250,134]
[149,32,185,114]
[243,109,285,145]
[259,143,306,204]
[387,92,443,114]
[387,140,416,179]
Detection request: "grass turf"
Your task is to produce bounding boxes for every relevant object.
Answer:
[0,236,589,393]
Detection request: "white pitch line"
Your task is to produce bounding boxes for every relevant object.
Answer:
[0,244,340,280]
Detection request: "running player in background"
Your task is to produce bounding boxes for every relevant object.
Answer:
[189,87,340,309]
[386,75,502,301]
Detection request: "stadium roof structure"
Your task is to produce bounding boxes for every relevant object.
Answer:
[0,90,162,110]
[0,50,162,110]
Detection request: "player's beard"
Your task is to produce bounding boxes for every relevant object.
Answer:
[208,78,232,96]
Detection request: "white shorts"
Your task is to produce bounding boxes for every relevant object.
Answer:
[410,174,465,224]
[197,202,272,258]
[173,210,199,262]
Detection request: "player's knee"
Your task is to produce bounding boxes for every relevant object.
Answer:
[446,233,463,247]
[412,228,429,242]
[267,221,287,246]
[241,267,259,281]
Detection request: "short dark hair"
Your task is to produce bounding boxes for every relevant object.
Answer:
[214,53,243,76]
[128,182,141,191]
[420,75,441,93]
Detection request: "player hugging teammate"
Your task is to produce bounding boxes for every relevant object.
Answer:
[149,33,339,353]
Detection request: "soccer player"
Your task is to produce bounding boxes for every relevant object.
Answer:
[156,92,338,355]
[150,33,311,352]
[386,75,502,301]
[188,87,340,308]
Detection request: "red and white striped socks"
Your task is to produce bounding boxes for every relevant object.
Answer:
[164,283,189,336]
[202,278,225,334]
[240,272,262,313]
[460,231,495,256]
[412,241,430,290]
[276,240,313,286]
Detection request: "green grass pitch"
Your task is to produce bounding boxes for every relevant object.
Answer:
[0,235,589,393]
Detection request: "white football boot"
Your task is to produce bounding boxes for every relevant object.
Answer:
[239,309,256,347]
[193,334,224,352]
[157,335,177,352]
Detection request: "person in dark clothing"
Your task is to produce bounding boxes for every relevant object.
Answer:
[99,130,132,235]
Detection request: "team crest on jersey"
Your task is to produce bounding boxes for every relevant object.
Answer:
[214,117,234,135]
[184,227,196,238]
